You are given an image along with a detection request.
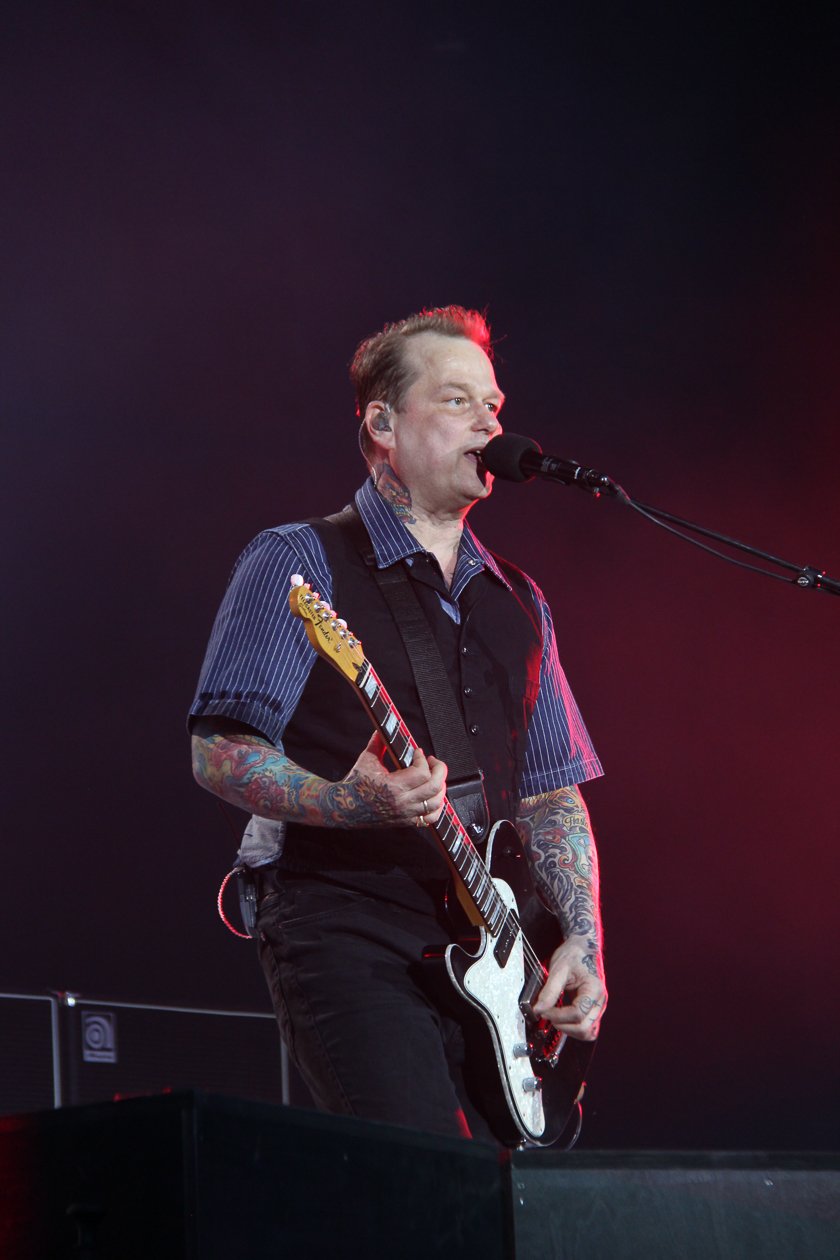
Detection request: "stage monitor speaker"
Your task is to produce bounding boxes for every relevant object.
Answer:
[509,1147,840,1259]
[0,1090,509,1260]
[3,1091,838,1259]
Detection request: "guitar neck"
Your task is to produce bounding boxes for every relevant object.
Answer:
[356,660,508,935]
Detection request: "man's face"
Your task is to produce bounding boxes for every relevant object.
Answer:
[388,333,504,517]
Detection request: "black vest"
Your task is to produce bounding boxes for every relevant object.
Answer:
[276,518,543,912]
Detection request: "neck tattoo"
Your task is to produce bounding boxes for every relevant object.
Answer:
[374,462,417,523]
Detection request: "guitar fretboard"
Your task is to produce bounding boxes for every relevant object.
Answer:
[358,660,508,936]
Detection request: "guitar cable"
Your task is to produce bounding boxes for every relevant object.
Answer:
[214,800,259,939]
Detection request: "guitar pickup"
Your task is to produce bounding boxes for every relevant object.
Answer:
[518,972,542,1018]
[493,911,520,968]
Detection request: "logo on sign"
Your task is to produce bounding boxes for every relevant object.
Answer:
[81,1011,117,1063]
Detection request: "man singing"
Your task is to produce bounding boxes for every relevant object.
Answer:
[189,306,606,1143]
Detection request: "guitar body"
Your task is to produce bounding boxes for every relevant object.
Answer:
[443,820,594,1147]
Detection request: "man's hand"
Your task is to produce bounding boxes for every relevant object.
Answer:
[533,934,607,1040]
[341,732,447,828]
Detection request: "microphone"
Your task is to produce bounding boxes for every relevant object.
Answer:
[480,432,617,496]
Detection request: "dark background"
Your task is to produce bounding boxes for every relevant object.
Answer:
[4,2,839,1149]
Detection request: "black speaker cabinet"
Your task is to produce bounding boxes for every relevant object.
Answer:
[0,991,309,1117]
[0,993,58,1115]
[2,1091,838,1259]
[0,1091,509,1260]
[509,1147,840,1259]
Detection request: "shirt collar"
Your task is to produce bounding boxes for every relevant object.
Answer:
[354,478,512,592]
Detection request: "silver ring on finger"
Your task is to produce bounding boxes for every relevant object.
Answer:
[422,799,429,816]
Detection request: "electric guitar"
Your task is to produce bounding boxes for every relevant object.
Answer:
[289,575,593,1147]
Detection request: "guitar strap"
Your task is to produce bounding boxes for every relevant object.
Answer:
[323,504,491,843]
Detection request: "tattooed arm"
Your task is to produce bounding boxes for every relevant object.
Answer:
[191,718,447,829]
[516,785,607,1040]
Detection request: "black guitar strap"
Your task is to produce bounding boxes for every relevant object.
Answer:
[324,504,490,842]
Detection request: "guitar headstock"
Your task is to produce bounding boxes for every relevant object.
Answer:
[288,576,365,683]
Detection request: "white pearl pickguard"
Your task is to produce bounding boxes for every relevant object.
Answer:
[445,876,553,1142]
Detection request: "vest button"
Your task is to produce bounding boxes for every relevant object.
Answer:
[461,645,469,655]
[469,723,480,735]
[463,686,472,697]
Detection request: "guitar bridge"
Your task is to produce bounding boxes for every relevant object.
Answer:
[532,1022,567,1068]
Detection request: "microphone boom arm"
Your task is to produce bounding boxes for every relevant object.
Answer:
[482,432,839,597]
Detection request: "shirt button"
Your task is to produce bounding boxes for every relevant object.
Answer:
[461,646,469,656]
[469,723,480,735]
[463,686,472,697]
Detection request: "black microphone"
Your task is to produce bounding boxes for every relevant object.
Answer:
[480,432,616,496]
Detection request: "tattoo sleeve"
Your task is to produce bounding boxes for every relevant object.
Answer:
[516,786,604,975]
[191,730,400,828]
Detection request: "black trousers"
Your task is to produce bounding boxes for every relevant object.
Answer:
[256,875,497,1144]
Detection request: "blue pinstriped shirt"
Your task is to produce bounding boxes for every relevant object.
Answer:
[190,480,602,862]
